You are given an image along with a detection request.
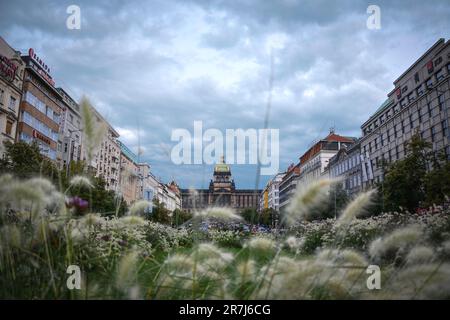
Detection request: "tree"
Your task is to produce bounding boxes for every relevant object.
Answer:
[424,153,450,206]
[0,140,57,179]
[150,198,171,224]
[383,133,432,211]
[241,208,259,224]
[259,208,277,226]
[172,208,192,227]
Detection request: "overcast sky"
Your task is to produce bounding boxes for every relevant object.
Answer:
[1,0,450,189]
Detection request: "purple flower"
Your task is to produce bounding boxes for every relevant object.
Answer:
[67,196,89,213]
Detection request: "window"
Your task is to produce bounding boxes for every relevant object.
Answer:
[427,103,432,117]
[426,78,434,89]
[438,95,445,112]
[0,88,4,104]
[408,92,416,103]
[443,120,449,137]
[436,68,445,81]
[414,72,420,84]
[69,114,74,124]
[417,84,424,96]
[431,126,437,142]
[5,120,13,136]
[434,57,443,66]
[9,96,16,111]
[400,99,407,108]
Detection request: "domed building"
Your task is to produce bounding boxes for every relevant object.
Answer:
[181,157,261,213]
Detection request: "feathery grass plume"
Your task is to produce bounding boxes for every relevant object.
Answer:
[405,246,435,265]
[194,207,242,221]
[236,259,257,283]
[285,178,336,225]
[337,189,375,227]
[316,248,368,267]
[116,250,139,291]
[196,243,234,264]
[284,236,303,252]
[164,253,194,273]
[70,227,85,244]
[128,200,151,216]
[120,215,147,226]
[384,263,450,299]
[80,97,107,164]
[69,175,94,189]
[245,237,276,253]
[80,213,104,228]
[0,224,22,248]
[369,225,423,262]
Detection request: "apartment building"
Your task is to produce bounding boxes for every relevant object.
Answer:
[137,163,160,212]
[57,87,83,171]
[298,130,356,185]
[0,37,24,157]
[18,48,62,161]
[259,172,285,212]
[87,107,121,192]
[327,140,364,196]
[279,162,300,212]
[117,140,139,205]
[361,38,450,186]
[158,181,182,212]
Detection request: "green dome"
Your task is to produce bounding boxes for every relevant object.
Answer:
[215,163,230,172]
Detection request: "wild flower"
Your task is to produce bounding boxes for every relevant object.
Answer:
[120,215,147,226]
[69,175,94,189]
[285,178,335,225]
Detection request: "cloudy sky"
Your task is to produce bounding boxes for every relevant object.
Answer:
[1,0,450,189]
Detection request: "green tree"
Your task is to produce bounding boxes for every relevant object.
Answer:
[241,208,259,224]
[383,133,432,211]
[172,208,192,227]
[424,153,450,206]
[150,198,171,224]
[0,140,57,179]
[67,161,127,216]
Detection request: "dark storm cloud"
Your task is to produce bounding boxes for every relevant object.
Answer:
[1,0,450,188]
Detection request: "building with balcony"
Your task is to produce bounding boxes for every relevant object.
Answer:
[0,36,24,158]
[137,163,160,212]
[18,48,62,161]
[278,162,301,213]
[56,87,83,171]
[327,139,364,196]
[86,106,121,192]
[259,172,285,212]
[117,140,139,205]
[360,38,450,186]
